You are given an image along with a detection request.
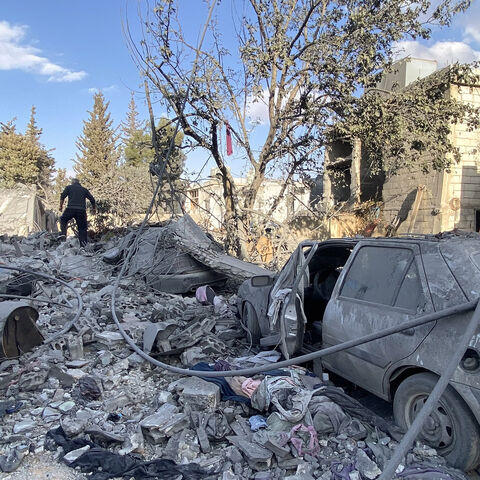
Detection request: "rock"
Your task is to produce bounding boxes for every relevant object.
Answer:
[18,370,49,391]
[230,437,273,471]
[127,352,145,366]
[65,368,87,380]
[224,446,243,464]
[98,350,113,366]
[74,375,101,401]
[67,335,84,360]
[42,407,61,419]
[63,445,90,463]
[140,403,188,443]
[164,429,200,463]
[0,447,25,473]
[58,401,75,412]
[157,390,173,404]
[85,426,125,445]
[356,449,381,479]
[13,420,35,434]
[175,377,220,411]
[65,360,89,368]
[95,331,124,346]
[180,347,209,366]
[118,427,144,455]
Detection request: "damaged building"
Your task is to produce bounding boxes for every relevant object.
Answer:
[323,57,480,235]
[185,168,311,232]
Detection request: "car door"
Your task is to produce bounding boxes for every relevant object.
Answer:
[322,241,434,397]
[266,243,317,359]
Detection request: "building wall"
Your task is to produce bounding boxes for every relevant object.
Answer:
[185,175,311,231]
[381,82,480,234]
[446,84,480,231]
[381,169,443,234]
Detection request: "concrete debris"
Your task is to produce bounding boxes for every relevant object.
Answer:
[0,226,470,480]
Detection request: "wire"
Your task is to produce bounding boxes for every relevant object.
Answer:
[0,265,83,344]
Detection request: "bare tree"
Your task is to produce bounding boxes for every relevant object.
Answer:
[131,0,472,257]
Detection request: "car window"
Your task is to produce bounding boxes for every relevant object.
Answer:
[394,261,425,312]
[340,246,412,305]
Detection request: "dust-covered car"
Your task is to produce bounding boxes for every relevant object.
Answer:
[237,234,480,470]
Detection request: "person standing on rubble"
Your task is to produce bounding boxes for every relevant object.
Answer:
[59,178,96,247]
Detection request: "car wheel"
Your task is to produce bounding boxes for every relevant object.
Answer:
[242,302,261,346]
[393,372,480,471]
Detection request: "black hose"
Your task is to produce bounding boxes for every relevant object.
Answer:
[110,296,477,378]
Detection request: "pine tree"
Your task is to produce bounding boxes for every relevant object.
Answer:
[74,93,119,191]
[0,115,54,189]
[25,106,55,189]
[0,121,40,187]
[121,92,142,143]
[26,105,42,142]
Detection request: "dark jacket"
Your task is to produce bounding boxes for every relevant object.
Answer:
[60,183,96,210]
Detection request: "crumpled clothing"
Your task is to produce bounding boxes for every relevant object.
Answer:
[46,427,213,480]
[213,359,235,372]
[309,395,348,434]
[248,415,268,432]
[330,462,355,480]
[241,378,262,398]
[395,464,468,480]
[267,288,291,327]
[251,373,313,424]
[312,385,399,437]
[226,376,249,397]
[289,424,319,457]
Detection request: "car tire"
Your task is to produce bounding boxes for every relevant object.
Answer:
[242,301,261,346]
[393,372,480,471]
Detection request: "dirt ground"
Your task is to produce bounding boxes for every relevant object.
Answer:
[0,452,87,480]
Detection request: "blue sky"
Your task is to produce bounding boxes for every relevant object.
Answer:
[1,0,479,179]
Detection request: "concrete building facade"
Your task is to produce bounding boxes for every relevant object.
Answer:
[184,169,311,231]
[324,58,480,235]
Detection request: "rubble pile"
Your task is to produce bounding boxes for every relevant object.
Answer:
[0,229,470,479]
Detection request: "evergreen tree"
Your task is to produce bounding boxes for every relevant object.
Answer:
[26,105,42,142]
[25,106,55,189]
[0,116,54,189]
[52,168,69,199]
[0,122,39,186]
[121,92,142,143]
[74,92,119,191]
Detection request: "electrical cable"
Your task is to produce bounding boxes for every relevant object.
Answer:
[112,280,477,377]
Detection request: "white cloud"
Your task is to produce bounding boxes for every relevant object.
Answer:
[465,26,480,45]
[394,40,480,67]
[87,85,117,95]
[0,20,86,82]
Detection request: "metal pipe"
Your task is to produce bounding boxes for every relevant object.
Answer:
[379,299,480,479]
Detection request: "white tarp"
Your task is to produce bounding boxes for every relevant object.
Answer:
[0,186,56,236]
